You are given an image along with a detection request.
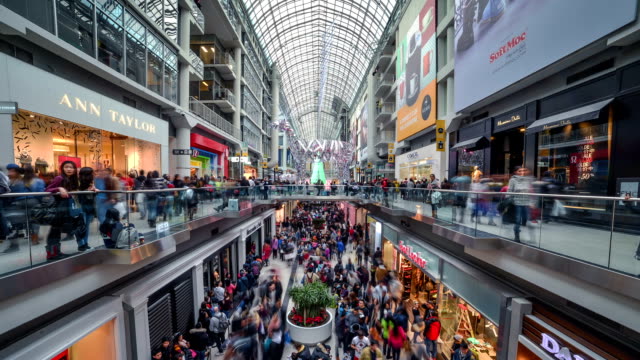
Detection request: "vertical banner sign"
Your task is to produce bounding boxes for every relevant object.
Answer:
[388,142,395,155]
[388,154,395,163]
[396,0,437,142]
[435,119,446,152]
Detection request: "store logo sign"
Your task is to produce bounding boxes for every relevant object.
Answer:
[540,333,587,360]
[497,115,521,127]
[407,151,419,160]
[59,94,157,134]
[398,241,427,269]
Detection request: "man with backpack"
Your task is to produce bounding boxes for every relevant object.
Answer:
[209,305,229,355]
[424,310,442,360]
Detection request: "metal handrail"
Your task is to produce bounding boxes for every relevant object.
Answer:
[189,96,241,139]
[188,49,204,78]
[191,3,205,29]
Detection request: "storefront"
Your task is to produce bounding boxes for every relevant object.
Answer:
[513,301,637,360]
[4,55,169,175]
[380,222,516,359]
[190,133,229,179]
[450,119,491,179]
[245,221,262,260]
[203,240,237,290]
[244,164,258,179]
[396,143,442,181]
[490,105,534,178]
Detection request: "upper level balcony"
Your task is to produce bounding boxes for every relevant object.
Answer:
[199,86,236,113]
[190,96,241,139]
[205,52,237,81]
[190,1,205,35]
[188,49,204,80]
[375,75,394,98]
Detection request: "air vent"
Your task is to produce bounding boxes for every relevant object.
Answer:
[567,58,615,85]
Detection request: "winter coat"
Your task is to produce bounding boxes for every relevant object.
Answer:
[424,316,441,341]
[388,326,406,349]
[508,175,533,206]
[188,328,208,351]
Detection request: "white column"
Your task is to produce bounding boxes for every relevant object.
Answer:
[127,300,151,360]
[270,214,276,236]
[179,63,190,109]
[0,114,14,167]
[192,264,204,322]
[179,9,191,52]
[282,133,288,169]
[446,26,455,69]
[233,47,242,131]
[238,230,247,265]
[176,127,191,177]
[271,69,280,164]
[367,73,377,176]
[446,76,455,117]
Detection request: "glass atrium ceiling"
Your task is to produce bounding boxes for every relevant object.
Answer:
[244,0,397,140]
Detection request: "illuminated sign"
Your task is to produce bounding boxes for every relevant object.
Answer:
[398,240,427,269]
[540,333,588,360]
[59,94,157,134]
[497,115,521,127]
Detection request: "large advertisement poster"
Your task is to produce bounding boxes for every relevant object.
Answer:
[359,106,368,159]
[396,0,437,142]
[454,0,637,112]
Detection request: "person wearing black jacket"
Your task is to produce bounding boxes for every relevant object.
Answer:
[293,343,313,360]
[261,177,272,199]
[188,322,209,360]
[134,170,147,220]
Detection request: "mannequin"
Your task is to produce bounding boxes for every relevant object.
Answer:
[471,166,483,183]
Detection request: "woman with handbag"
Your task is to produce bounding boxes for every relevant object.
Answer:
[45,161,88,261]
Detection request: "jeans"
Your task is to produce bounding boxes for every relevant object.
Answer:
[391,347,401,360]
[146,197,159,224]
[97,199,114,224]
[211,332,226,353]
[426,339,438,358]
[513,205,529,235]
[80,213,94,247]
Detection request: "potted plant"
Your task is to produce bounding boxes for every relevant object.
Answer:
[287,281,337,344]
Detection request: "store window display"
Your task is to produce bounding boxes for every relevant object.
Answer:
[439,287,498,360]
[536,120,610,195]
[12,110,161,176]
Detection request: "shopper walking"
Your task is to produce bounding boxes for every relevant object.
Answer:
[77,167,96,251]
[508,166,533,242]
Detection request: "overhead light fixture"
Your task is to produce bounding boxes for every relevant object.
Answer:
[211,47,215,53]
[53,145,70,152]
[202,81,208,86]
[29,114,35,118]
[201,46,208,53]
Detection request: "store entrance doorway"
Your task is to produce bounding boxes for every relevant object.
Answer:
[491,129,525,177]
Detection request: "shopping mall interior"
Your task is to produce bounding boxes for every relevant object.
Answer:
[1,0,640,359]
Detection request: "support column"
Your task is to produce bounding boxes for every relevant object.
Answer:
[233,47,242,132]
[178,9,191,52]
[178,8,192,110]
[179,63,190,109]
[0,114,14,167]
[282,132,288,169]
[238,230,247,265]
[271,69,280,165]
[367,73,377,180]
[126,300,151,360]
[270,214,276,236]
[176,127,191,178]
[192,264,204,322]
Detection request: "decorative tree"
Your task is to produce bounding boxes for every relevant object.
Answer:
[289,281,336,327]
[310,158,326,184]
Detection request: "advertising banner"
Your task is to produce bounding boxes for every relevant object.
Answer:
[453,0,637,112]
[359,105,368,155]
[396,0,437,142]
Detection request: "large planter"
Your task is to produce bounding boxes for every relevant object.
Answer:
[287,309,333,345]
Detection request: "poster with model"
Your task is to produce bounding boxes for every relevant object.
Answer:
[359,106,368,158]
[453,0,637,112]
[397,0,437,142]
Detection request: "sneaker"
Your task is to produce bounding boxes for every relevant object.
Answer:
[78,244,92,252]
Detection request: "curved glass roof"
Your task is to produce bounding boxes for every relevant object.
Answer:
[244,0,396,140]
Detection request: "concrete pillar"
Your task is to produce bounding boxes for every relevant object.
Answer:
[506,298,532,360]
[282,133,288,169]
[367,73,377,179]
[126,299,151,360]
[446,26,455,68]
[179,62,190,109]
[271,214,276,236]
[176,127,191,177]
[446,76,455,117]
[238,230,247,265]
[271,69,280,163]
[179,7,191,52]
[233,47,242,131]
[192,264,204,322]
[0,114,14,167]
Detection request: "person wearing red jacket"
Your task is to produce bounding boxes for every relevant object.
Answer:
[263,241,272,266]
[424,311,442,360]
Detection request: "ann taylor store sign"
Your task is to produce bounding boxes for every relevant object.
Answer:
[59,94,157,134]
[2,54,168,146]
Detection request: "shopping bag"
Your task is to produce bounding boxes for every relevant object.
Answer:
[551,199,567,217]
[114,201,128,218]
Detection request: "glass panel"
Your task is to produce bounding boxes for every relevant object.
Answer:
[145,0,163,29]
[56,0,95,57]
[146,32,163,95]
[97,9,124,73]
[125,12,146,85]
[163,0,178,42]
[3,0,56,33]
[96,0,123,23]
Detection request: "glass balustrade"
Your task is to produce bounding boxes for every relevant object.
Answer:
[1,186,637,279]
